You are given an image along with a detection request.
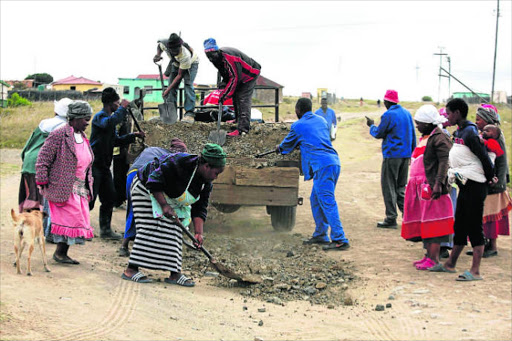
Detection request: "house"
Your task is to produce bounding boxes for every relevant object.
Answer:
[254,75,283,103]
[301,92,313,99]
[118,74,170,103]
[52,75,102,92]
[1,80,13,107]
[452,91,490,104]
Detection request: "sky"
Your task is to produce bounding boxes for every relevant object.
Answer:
[1,0,511,102]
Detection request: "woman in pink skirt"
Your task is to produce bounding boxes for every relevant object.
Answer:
[401,105,454,270]
[36,101,94,264]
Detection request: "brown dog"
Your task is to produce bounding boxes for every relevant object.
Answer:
[11,208,51,275]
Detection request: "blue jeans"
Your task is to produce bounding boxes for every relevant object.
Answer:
[165,62,199,116]
[310,165,348,243]
[123,170,138,239]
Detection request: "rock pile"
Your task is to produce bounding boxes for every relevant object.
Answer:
[182,231,355,306]
[129,121,300,166]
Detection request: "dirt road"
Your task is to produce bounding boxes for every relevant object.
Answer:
[1,117,511,341]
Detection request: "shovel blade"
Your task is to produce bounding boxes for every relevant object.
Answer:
[210,259,242,281]
[208,130,227,146]
[158,102,177,124]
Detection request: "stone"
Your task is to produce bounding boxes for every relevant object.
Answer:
[388,295,395,300]
[327,304,335,309]
[375,304,385,311]
[386,303,392,308]
[254,337,264,341]
[275,283,291,290]
[286,251,294,257]
[204,271,219,277]
[413,289,430,294]
[258,308,266,313]
[258,320,264,327]
[344,296,354,306]
[315,282,327,290]
[304,286,317,296]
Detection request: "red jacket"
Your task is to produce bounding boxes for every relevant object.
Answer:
[36,124,94,203]
[217,47,261,102]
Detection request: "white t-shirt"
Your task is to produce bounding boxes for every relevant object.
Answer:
[159,41,199,70]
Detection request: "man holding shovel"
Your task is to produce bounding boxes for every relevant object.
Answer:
[89,88,145,240]
[276,98,350,251]
[154,33,199,122]
[204,38,261,136]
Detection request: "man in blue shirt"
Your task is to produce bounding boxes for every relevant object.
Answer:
[277,98,349,251]
[366,90,416,229]
[90,88,145,240]
[314,98,337,140]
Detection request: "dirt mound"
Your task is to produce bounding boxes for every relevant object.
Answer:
[129,120,300,166]
[181,230,355,306]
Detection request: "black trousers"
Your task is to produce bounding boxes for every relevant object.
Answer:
[381,157,410,222]
[90,165,115,217]
[453,179,487,247]
[233,76,258,133]
[113,155,129,207]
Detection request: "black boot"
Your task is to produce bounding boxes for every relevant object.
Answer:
[99,208,122,240]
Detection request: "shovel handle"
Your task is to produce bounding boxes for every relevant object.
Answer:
[172,217,214,261]
[255,149,277,158]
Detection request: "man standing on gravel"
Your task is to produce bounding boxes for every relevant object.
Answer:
[277,98,349,251]
[366,90,416,229]
[154,33,199,122]
[204,38,261,136]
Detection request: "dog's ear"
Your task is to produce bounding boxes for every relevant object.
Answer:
[10,208,19,222]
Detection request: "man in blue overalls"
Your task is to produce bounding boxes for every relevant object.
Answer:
[277,98,349,251]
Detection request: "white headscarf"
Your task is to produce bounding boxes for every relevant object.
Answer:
[414,105,447,126]
[54,97,73,118]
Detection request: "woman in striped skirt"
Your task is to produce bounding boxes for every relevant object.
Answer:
[121,144,226,286]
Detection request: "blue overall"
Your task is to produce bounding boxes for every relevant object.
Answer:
[279,111,348,244]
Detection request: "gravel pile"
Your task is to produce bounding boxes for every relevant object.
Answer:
[129,120,300,166]
[182,230,355,306]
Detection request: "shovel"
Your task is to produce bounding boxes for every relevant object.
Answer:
[172,218,256,283]
[208,102,226,146]
[155,61,178,124]
[255,149,278,158]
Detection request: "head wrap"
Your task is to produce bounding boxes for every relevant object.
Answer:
[383,90,399,104]
[204,38,219,52]
[201,143,226,168]
[54,98,73,117]
[167,33,183,48]
[67,101,92,121]
[476,106,500,125]
[414,104,447,126]
[102,87,120,104]
[481,103,498,114]
[169,137,188,153]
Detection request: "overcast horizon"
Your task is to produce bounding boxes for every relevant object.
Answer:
[1,0,511,102]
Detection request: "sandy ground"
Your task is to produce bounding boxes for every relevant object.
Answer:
[1,114,511,341]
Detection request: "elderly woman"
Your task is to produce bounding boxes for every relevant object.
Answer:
[122,143,226,286]
[36,101,94,265]
[401,105,454,270]
[471,106,511,258]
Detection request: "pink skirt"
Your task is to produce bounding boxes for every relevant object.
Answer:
[49,191,94,239]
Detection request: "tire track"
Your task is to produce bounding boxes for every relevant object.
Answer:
[361,314,398,341]
[54,279,139,341]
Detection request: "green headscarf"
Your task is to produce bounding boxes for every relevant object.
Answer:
[67,101,92,121]
[201,143,226,168]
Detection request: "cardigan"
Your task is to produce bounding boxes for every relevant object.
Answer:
[35,124,94,203]
[423,127,452,194]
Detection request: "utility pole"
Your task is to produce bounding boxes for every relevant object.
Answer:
[434,47,447,103]
[491,0,500,103]
[446,56,451,99]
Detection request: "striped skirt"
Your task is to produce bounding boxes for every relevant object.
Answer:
[128,176,183,272]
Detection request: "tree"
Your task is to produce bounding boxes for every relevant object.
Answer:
[25,73,53,86]
[422,96,433,102]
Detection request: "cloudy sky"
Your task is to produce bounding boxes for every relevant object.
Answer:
[1,0,511,101]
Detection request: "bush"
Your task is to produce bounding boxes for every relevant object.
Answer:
[7,93,32,107]
[422,96,433,102]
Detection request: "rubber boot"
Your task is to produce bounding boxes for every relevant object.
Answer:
[99,208,122,240]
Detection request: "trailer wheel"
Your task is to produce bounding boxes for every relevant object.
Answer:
[212,203,241,214]
[268,206,296,231]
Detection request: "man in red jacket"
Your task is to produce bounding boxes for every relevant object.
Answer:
[204,38,261,136]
